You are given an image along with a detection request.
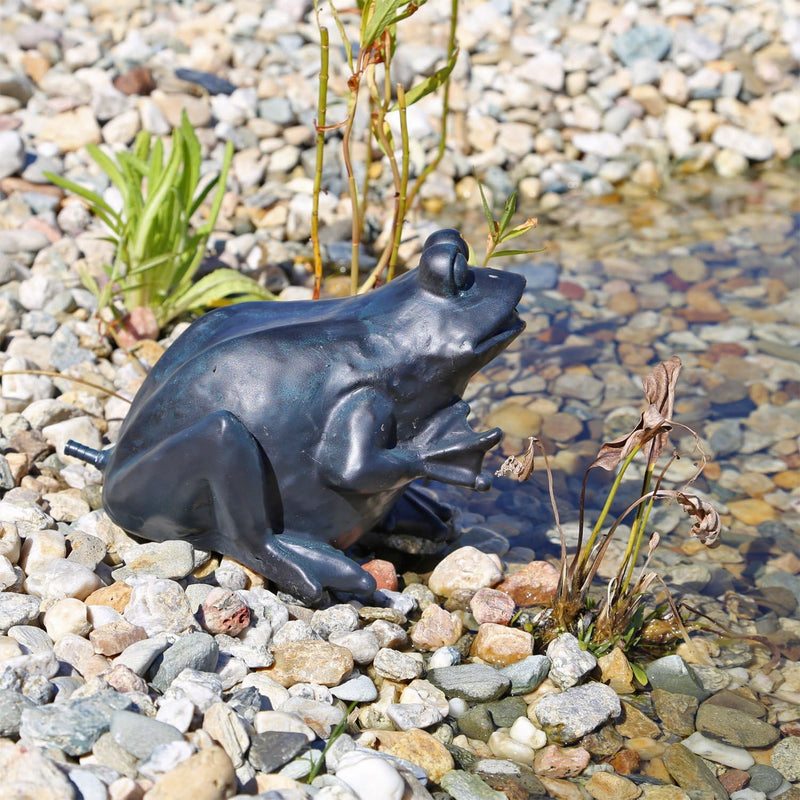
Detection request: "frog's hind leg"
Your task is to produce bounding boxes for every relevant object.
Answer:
[103,410,373,602]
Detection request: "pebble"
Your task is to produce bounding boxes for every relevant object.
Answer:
[249,730,310,773]
[427,664,510,702]
[335,751,405,800]
[645,655,711,700]
[123,578,197,635]
[144,745,236,800]
[695,700,779,748]
[771,736,800,781]
[267,640,354,688]
[373,647,424,681]
[150,632,219,693]
[499,655,551,695]
[682,731,755,770]
[0,131,25,180]
[546,633,597,688]
[663,743,728,800]
[110,708,184,759]
[534,683,622,744]
[470,623,534,666]
[496,561,559,607]
[409,603,462,650]
[440,769,506,800]
[427,546,502,597]
[115,540,196,580]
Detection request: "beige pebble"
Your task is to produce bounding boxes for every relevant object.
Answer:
[19,530,66,573]
[265,640,354,687]
[584,771,642,800]
[470,622,533,666]
[144,746,235,800]
[428,546,502,598]
[376,727,455,782]
[410,603,462,651]
[597,648,635,694]
[486,402,543,439]
[488,728,535,765]
[43,597,91,640]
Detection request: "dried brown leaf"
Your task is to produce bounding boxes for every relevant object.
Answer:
[495,436,535,481]
[589,357,682,472]
[641,356,681,461]
[676,492,721,547]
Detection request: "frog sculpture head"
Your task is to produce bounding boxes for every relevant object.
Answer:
[66,229,526,603]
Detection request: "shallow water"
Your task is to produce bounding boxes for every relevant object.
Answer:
[429,171,800,606]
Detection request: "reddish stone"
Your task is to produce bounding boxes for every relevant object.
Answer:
[663,273,690,291]
[469,587,515,625]
[707,342,748,361]
[497,561,559,607]
[361,559,398,592]
[609,748,640,775]
[557,281,585,300]
[718,769,750,793]
[200,587,251,635]
[89,620,147,656]
[113,66,157,96]
[533,744,591,778]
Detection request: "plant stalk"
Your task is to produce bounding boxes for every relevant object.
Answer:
[311,25,330,300]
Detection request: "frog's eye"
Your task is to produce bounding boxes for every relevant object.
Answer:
[418,244,472,297]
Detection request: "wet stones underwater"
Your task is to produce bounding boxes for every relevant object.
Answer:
[0,0,800,798]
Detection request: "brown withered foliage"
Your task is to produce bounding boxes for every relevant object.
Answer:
[675,492,721,547]
[589,355,682,472]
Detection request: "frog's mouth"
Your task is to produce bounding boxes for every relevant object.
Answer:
[475,308,525,355]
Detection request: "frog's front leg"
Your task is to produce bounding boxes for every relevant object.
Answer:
[316,388,426,492]
[317,391,500,493]
[103,410,374,603]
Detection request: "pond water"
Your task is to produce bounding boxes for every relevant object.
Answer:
[425,170,800,618]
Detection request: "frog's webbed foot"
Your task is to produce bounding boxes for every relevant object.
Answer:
[380,484,455,543]
[272,534,377,600]
[414,401,501,490]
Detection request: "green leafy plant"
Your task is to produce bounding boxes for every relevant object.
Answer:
[311,0,460,297]
[476,184,543,265]
[498,356,721,656]
[46,111,274,335]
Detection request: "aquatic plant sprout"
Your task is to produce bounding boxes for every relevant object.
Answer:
[498,356,722,655]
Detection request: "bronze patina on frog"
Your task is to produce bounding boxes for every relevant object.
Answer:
[66,230,526,602]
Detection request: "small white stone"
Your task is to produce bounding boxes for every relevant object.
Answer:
[682,731,755,769]
[0,555,19,590]
[336,752,405,800]
[0,524,21,563]
[43,597,91,640]
[156,697,195,733]
[509,716,547,750]
[24,558,102,601]
[448,698,469,719]
[488,729,535,765]
[19,530,67,573]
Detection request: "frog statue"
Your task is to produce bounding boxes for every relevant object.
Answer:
[66,229,526,603]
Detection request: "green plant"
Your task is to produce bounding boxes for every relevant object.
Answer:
[46,111,274,334]
[476,184,543,265]
[311,0,460,296]
[498,356,721,656]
